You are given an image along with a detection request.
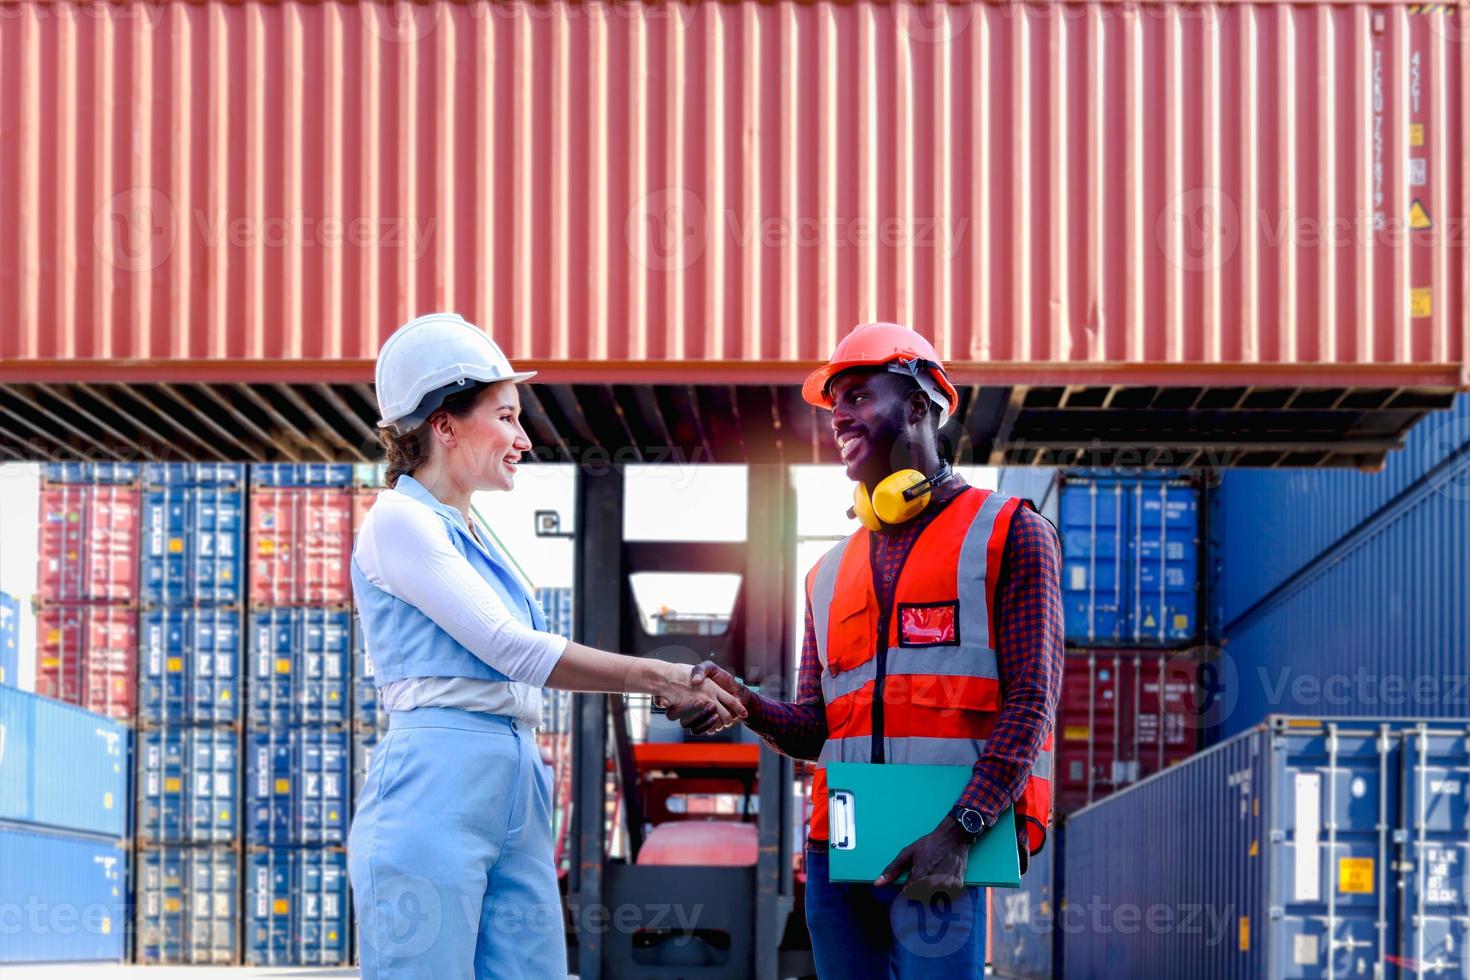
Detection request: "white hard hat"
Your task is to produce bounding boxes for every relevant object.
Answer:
[374,313,536,434]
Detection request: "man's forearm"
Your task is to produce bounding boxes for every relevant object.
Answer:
[744,692,828,761]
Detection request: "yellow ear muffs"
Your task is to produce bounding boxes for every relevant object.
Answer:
[851,483,884,532]
[870,469,932,525]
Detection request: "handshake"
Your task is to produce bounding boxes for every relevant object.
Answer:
[657,661,754,736]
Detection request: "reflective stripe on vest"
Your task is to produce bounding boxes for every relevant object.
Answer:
[819,734,1054,778]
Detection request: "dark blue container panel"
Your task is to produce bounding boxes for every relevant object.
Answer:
[351,615,387,731]
[140,608,241,725]
[247,726,350,845]
[250,609,351,727]
[138,728,239,845]
[536,587,575,640]
[251,463,354,488]
[142,463,247,487]
[0,686,129,838]
[1214,464,1470,740]
[1213,395,1470,628]
[0,827,127,963]
[246,848,352,965]
[141,486,245,606]
[0,590,18,687]
[990,826,1061,979]
[1062,718,1470,980]
[1061,481,1128,644]
[41,462,140,485]
[137,846,239,964]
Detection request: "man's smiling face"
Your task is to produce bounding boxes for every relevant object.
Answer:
[829,369,918,486]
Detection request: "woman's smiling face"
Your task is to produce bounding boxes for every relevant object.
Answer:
[451,381,533,492]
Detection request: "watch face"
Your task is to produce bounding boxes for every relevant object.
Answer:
[957,809,984,835]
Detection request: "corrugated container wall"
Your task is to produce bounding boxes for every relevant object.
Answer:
[35,605,137,722]
[0,686,129,839]
[245,848,351,966]
[137,846,239,965]
[990,824,1063,980]
[1,0,1465,385]
[246,726,350,846]
[137,727,240,846]
[0,591,18,686]
[1060,718,1470,980]
[139,607,241,726]
[0,827,128,964]
[248,608,351,727]
[1210,403,1470,739]
[141,484,246,607]
[37,484,139,604]
[249,489,353,607]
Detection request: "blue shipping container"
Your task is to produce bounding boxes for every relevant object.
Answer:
[351,615,386,731]
[0,826,127,963]
[246,848,351,966]
[353,462,388,488]
[1060,475,1200,646]
[142,462,247,487]
[138,728,239,845]
[0,686,128,838]
[139,608,241,725]
[137,846,239,964]
[247,726,350,845]
[249,609,351,727]
[251,463,354,488]
[1211,452,1470,740]
[536,586,575,641]
[0,590,18,687]
[141,485,245,606]
[1213,395,1470,628]
[41,462,140,485]
[1061,717,1470,980]
[991,825,1063,980]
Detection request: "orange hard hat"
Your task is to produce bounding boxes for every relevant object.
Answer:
[802,322,959,422]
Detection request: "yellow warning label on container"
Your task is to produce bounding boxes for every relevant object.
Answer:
[1411,287,1433,318]
[273,899,290,915]
[1173,614,1189,630]
[1239,916,1250,951]
[167,657,183,672]
[100,917,112,934]
[329,691,341,701]
[1409,198,1433,230]
[221,690,231,701]
[168,538,185,554]
[47,630,60,644]
[1250,839,1259,857]
[1339,857,1375,893]
[165,778,182,793]
[329,809,340,821]
[1411,123,1426,146]
[276,658,292,674]
[275,778,291,794]
[218,810,230,821]
[41,656,58,668]
[1064,726,1092,741]
[164,898,182,913]
[103,792,114,809]
[259,540,276,555]
[1143,613,1157,628]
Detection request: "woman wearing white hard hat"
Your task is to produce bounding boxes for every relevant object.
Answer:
[348,313,745,979]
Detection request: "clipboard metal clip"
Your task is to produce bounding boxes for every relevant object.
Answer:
[829,790,856,851]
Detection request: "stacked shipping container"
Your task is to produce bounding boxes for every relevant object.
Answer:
[0,687,129,964]
[36,463,141,720]
[1,590,18,686]
[245,464,353,966]
[135,463,246,965]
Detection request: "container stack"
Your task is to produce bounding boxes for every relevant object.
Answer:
[134,462,247,965]
[0,687,130,965]
[35,463,141,721]
[244,464,353,967]
[1052,471,1204,813]
[1,589,18,686]
[535,587,575,878]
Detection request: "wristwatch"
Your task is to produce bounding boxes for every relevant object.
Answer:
[949,806,989,838]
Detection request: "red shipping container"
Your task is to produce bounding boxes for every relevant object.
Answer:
[351,490,382,534]
[1055,649,1200,814]
[36,606,137,722]
[249,489,352,606]
[37,485,139,604]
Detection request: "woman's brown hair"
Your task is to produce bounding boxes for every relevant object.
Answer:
[379,382,493,487]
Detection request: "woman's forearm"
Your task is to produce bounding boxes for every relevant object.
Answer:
[544,641,678,698]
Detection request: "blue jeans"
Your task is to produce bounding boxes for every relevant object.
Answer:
[349,708,566,979]
[804,847,986,979]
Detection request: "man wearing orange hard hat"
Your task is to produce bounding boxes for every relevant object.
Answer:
[668,322,1063,976]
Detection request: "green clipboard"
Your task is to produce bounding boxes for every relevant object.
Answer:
[825,762,1022,888]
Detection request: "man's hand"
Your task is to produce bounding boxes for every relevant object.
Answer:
[873,815,974,899]
[665,660,752,735]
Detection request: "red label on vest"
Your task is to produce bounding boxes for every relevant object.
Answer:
[898,602,957,646]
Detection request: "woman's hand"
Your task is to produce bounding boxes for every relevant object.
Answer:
[665,661,752,735]
[651,661,748,731]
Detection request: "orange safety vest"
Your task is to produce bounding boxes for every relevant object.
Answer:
[806,487,1053,855]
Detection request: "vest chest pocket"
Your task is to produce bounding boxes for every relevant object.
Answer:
[897,600,960,647]
[824,588,876,674]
